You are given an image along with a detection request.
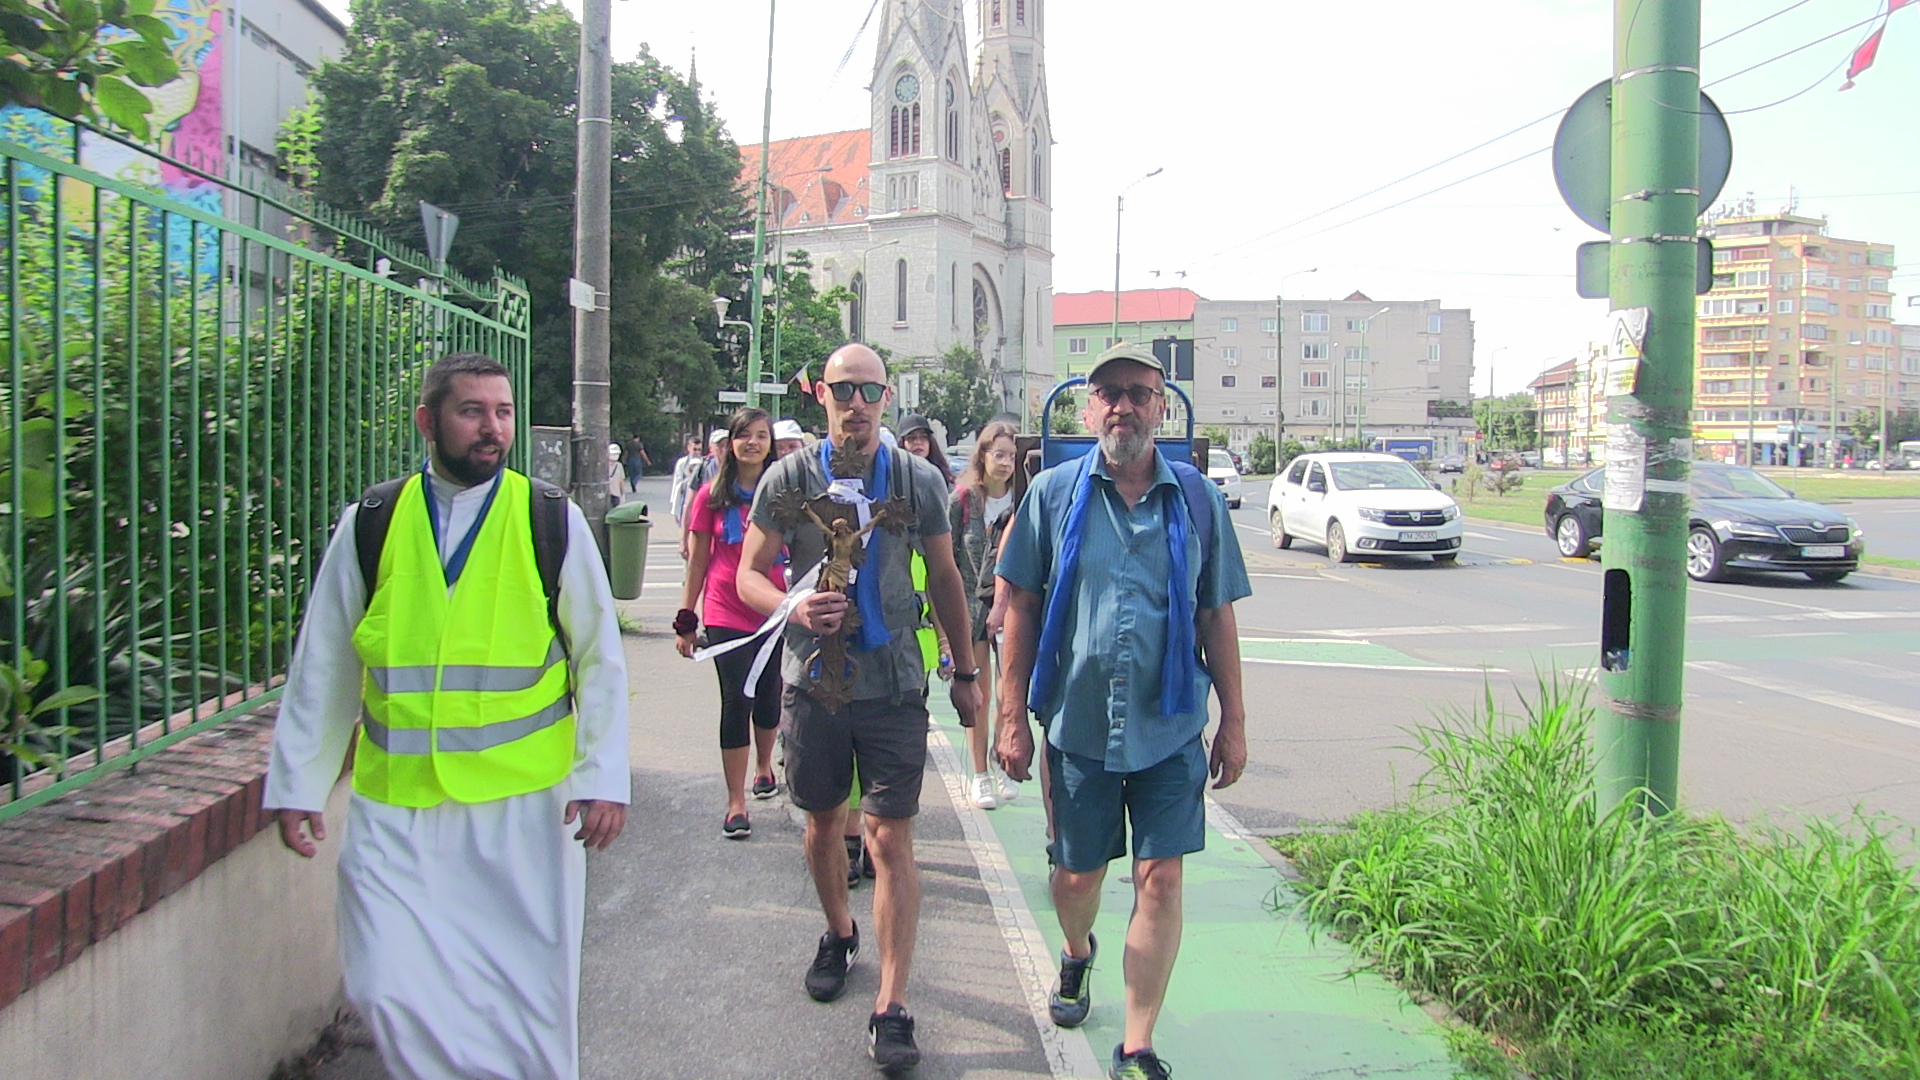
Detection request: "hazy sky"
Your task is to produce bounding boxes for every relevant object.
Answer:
[317,0,1920,395]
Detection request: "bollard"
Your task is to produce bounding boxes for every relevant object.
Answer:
[605,500,651,600]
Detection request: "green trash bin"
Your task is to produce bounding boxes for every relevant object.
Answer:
[605,500,651,600]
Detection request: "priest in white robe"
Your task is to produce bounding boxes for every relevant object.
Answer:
[265,353,630,1080]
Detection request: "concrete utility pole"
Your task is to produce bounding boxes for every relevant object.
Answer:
[1596,0,1700,815]
[571,0,612,548]
[745,0,777,411]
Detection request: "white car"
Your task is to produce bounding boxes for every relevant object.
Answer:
[1268,452,1463,563]
[1206,448,1244,509]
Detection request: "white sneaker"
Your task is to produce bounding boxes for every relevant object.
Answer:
[970,773,999,810]
[995,766,1019,803]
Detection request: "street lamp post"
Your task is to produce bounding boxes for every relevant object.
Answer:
[714,295,755,407]
[1111,167,1163,345]
[1353,305,1390,445]
[745,0,778,411]
[1274,268,1317,458]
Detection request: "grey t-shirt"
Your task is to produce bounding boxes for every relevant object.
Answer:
[750,444,952,702]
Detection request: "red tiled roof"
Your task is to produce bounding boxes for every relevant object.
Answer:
[1053,289,1204,328]
[738,130,872,228]
[1528,358,1579,389]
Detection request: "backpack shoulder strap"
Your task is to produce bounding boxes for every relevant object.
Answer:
[1166,459,1216,561]
[528,477,570,652]
[353,476,410,595]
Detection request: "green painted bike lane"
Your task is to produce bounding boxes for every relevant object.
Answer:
[925,701,1460,1079]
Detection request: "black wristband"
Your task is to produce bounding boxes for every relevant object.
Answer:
[672,609,698,635]
[952,668,980,682]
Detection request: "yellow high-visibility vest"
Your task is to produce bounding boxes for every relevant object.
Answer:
[350,469,574,807]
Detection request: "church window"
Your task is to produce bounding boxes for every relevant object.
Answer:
[889,104,921,158]
[973,280,991,350]
[849,273,866,341]
[1016,0,1025,23]
[1029,132,1044,202]
[990,0,1000,27]
[896,259,909,324]
[998,148,1011,194]
[945,80,960,163]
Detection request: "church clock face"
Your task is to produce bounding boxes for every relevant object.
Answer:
[894,72,920,103]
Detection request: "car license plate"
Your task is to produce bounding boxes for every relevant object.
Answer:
[1400,530,1437,543]
[1802,544,1846,558]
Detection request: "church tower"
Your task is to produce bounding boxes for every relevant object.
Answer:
[976,0,1052,418]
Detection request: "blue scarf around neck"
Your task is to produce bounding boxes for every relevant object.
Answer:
[818,439,893,652]
[1028,447,1197,718]
[721,484,754,545]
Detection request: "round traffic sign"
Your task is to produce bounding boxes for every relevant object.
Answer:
[1552,79,1731,234]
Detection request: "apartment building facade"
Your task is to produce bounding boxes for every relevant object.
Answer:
[1190,292,1475,455]
[1695,212,1899,465]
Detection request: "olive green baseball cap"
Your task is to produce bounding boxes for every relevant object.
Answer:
[1086,342,1164,383]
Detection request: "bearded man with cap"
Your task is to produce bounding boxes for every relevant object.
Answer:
[994,342,1251,1080]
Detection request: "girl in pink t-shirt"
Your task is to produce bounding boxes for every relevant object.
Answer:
[676,408,786,838]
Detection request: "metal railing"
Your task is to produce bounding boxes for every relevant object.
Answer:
[0,120,531,819]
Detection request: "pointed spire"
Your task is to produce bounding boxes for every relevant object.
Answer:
[688,46,698,90]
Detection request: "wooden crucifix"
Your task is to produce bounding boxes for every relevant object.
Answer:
[769,481,917,710]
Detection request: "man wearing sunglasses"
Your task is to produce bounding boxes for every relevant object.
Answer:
[993,343,1251,1080]
[738,343,982,1073]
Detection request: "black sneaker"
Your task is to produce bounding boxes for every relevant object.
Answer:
[1109,1043,1172,1080]
[845,837,864,889]
[1048,933,1096,1027]
[867,1004,921,1073]
[805,924,858,1002]
[752,773,778,800]
[722,812,750,840]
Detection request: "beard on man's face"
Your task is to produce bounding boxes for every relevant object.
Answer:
[1099,415,1153,466]
[431,426,507,485]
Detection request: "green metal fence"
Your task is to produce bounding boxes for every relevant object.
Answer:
[0,122,531,820]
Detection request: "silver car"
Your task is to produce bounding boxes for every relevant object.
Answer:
[1207,448,1244,509]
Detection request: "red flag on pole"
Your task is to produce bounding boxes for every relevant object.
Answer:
[796,364,812,394]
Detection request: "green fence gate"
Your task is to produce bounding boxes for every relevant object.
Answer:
[0,118,532,819]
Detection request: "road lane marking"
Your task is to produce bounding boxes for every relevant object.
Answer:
[1233,521,1271,535]
[1752,631,1848,638]
[1319,623,1573,638]
[1249,572,1326,580]
[923,726,1105,1079]
[1464,531,1512,542]
[1687,660,1920,732]
[1244,657,1506,674]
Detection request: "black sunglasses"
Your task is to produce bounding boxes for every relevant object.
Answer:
[825,380,887,403]
[1088,383,1165,408]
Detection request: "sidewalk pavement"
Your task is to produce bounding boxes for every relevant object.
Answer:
[316,476,1461,1079]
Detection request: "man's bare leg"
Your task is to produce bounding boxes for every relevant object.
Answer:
[803,804,854,937]
[1121,855,1184,1053]
[1051,864,1108,960]
[866,813,920,1010]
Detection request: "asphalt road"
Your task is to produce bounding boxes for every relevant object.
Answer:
[1217,480,1920,832]
[1834,498,1920,562]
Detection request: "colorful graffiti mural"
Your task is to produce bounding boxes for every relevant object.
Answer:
[0,0,225,213]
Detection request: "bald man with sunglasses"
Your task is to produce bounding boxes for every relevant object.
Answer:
[739,343,982,1073]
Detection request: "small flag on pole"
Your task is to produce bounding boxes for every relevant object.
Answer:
[796,365,812,394]
[1842,0,1914,89]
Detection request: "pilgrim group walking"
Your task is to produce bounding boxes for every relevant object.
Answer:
[266,341,1248,1080]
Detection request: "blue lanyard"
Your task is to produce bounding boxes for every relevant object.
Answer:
[421,463,502,587]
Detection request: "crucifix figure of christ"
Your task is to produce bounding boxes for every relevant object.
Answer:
[768,481,917,711]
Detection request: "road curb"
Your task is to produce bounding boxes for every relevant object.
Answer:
[1859,562,1920,584]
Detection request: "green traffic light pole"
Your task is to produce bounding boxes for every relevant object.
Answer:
[1596,0,1699,815]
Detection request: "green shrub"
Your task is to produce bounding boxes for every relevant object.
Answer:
[1282,680,1920,1080]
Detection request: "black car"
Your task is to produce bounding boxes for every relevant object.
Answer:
[1543,463,1863,583]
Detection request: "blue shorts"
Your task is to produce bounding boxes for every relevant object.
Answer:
[1045,737,1208,872]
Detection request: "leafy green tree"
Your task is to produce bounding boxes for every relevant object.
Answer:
[1050,393,1079,435]
[1473,392,1539,451]
[302,0,747,449]
[918,344,1000,443]
[1248,432,1276,475]
[1850,407,1920,458]
[1201,425,1231,448]
[752,249,852,433]
[0,0,178,136]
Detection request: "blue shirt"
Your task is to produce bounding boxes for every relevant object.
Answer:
[997,449,1251,773]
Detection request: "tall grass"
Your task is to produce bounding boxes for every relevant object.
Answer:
[1280,680,1920,1079]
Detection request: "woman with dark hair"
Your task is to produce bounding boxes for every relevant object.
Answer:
[675,407,783,839]
[950,421,1022,809]
[897,413,953,486]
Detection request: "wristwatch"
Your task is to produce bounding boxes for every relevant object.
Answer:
[953,668,981,682]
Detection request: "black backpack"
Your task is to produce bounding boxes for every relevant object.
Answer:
[353,475,571,650]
